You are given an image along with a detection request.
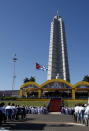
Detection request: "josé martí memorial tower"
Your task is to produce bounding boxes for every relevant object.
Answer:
[47,13,70,82]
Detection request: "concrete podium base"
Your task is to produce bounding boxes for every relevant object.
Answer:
[48,112,61,114]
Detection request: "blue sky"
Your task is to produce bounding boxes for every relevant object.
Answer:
[0,0,89,90]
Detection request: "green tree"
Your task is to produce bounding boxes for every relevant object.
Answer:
[83,75,89,82]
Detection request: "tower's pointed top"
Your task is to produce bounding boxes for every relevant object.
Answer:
[56,10,59,19]
[53,10,60,20]
[54,10,61,20]
[57,10,59,16]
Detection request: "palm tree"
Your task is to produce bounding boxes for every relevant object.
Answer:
[29,76,36,82]
[23,77,30,83]
[23,76,36,83]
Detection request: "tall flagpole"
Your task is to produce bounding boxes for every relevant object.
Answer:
[12,54,18,96]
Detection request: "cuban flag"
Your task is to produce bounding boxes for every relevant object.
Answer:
[36,63,48,71]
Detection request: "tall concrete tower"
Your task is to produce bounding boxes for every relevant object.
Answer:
[47,13,70,82]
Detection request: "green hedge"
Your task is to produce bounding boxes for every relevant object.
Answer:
[64,99,88,107]
[0,96,17,100]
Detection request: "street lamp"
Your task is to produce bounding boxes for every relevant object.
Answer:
[12,54,18,96]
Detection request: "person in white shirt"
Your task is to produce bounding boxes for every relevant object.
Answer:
[5,103,12,120]
[84,104,89,126]
[74,104,80,122]
[85,104,89,115]
[11,103,17,120]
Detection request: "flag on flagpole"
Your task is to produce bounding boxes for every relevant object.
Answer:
[36,63,48,71]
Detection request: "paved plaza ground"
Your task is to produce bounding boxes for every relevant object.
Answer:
[0,114,89,131]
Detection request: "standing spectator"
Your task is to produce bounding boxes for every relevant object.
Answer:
[0,103,6,125]
[5,103,12,121]
[74,104,79,122]
[11,103,17,120]
[84,104,89,126]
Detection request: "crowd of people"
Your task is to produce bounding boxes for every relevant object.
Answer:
[73,103,89,126]
[0,102,48,125]
[61,106,74,115]
[0,102,89,127]
[61,104,89,126]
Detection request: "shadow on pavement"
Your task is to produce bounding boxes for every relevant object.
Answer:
[1,123,46,130]
[48,124,74,127]
[1,123,74,130]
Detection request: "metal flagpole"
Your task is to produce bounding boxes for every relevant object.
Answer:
[12,54,18,96]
